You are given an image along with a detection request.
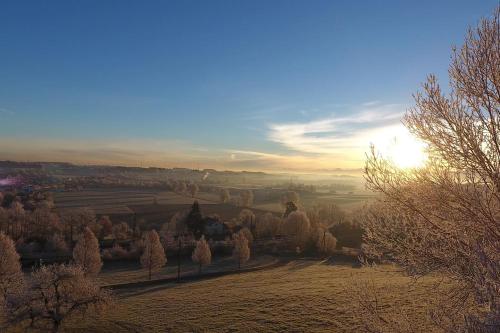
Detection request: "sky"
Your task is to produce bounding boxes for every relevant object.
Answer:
[0,0,497,173]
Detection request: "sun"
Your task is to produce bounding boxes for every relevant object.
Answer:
[388,135,427,169]
[370,125,428,169]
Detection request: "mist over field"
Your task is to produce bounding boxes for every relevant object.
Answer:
[0,1,499,333]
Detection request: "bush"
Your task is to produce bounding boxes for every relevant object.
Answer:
[102,244,130,260]
[330,222,363,249]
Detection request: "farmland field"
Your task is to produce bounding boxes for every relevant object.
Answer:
[253,192,376,214]
[53,188,374,220]
[63,260,445,333]
[53,188,217,215]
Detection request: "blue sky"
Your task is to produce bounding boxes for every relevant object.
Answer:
[0,1,496,172]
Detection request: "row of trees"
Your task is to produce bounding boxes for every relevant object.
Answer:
[0,220,254,331]
[75,224,251,280]
[218,188,254,207]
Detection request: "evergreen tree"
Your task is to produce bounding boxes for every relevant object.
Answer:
[186,200,204,237]
[283,201,298,218]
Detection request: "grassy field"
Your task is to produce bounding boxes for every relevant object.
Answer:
[122,202,274,230]
[54,188,374,215]
[63,260,445,333]
[253,192,375,214]
[53,189,217,215]
[98,255,277,286]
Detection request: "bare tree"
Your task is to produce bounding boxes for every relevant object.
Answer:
[239,227,253,245]
[256,212,283,238]
[363,8,500,332]
[7,264,111,333]
[314,228,337,255]
[283,211,311,249]
[220,188,231,203]
[232,231,250,269]
[280,191,300,207]
[73,227,102,276]
[98,216,113,238]
[238,190,254,207]
[164,210,188,235]
[191,235,211,274]
[238,209,255,230]
[112,222,130,240]
[188,183,199,198]
[140,230,166,280]
[45,234,69,254]
[0,208,8,237]
[29,207,62,242]
[7,202,25,239]
[176,181,187,194]
[61,208,98,246]
[0,233,24,308]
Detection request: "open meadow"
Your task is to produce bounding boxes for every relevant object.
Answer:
[53,187,374,223]
[63,260,446,333]
[53,189,218,215]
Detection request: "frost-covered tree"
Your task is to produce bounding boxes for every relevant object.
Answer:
[239,227,254,245]
[0,207,8,235]
[280,191,300,207]
[220,188,230,203]
[307,203,346,228]
[283,201,298,218]
[191,235,211,274]
[255,212,282,238]
[46,234,69,253]
[238,190,254,207]
[283,211,311,248]
[7,202,25,239]
[232,231,250,269]
[73,227,102,276]
[7,264,111,333]
[29,207,62,242]
[98,216,113,238]
[363,8,500,332]
[238,209,255,229]
[164,210,188,234]
[315,229,337,255]
[61,208,98,245]
[112,222,130,240]
[176,181,187,194]
[188,183,199,198]
[0,232,24,306]
[140,230,166,280]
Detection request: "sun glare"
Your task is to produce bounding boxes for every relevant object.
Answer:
[388,135,427,169]
[370,125,428,169]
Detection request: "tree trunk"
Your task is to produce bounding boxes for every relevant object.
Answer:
[177,238,181,282]
[148,264,152,280]
[199,263,202,275]
[52,320,61,333]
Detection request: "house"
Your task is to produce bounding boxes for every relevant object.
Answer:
[203,216,230,240]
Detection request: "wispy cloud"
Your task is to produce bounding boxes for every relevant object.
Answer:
[0,103,411,173]
[224,149,362,173]
[267,103,406,157]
